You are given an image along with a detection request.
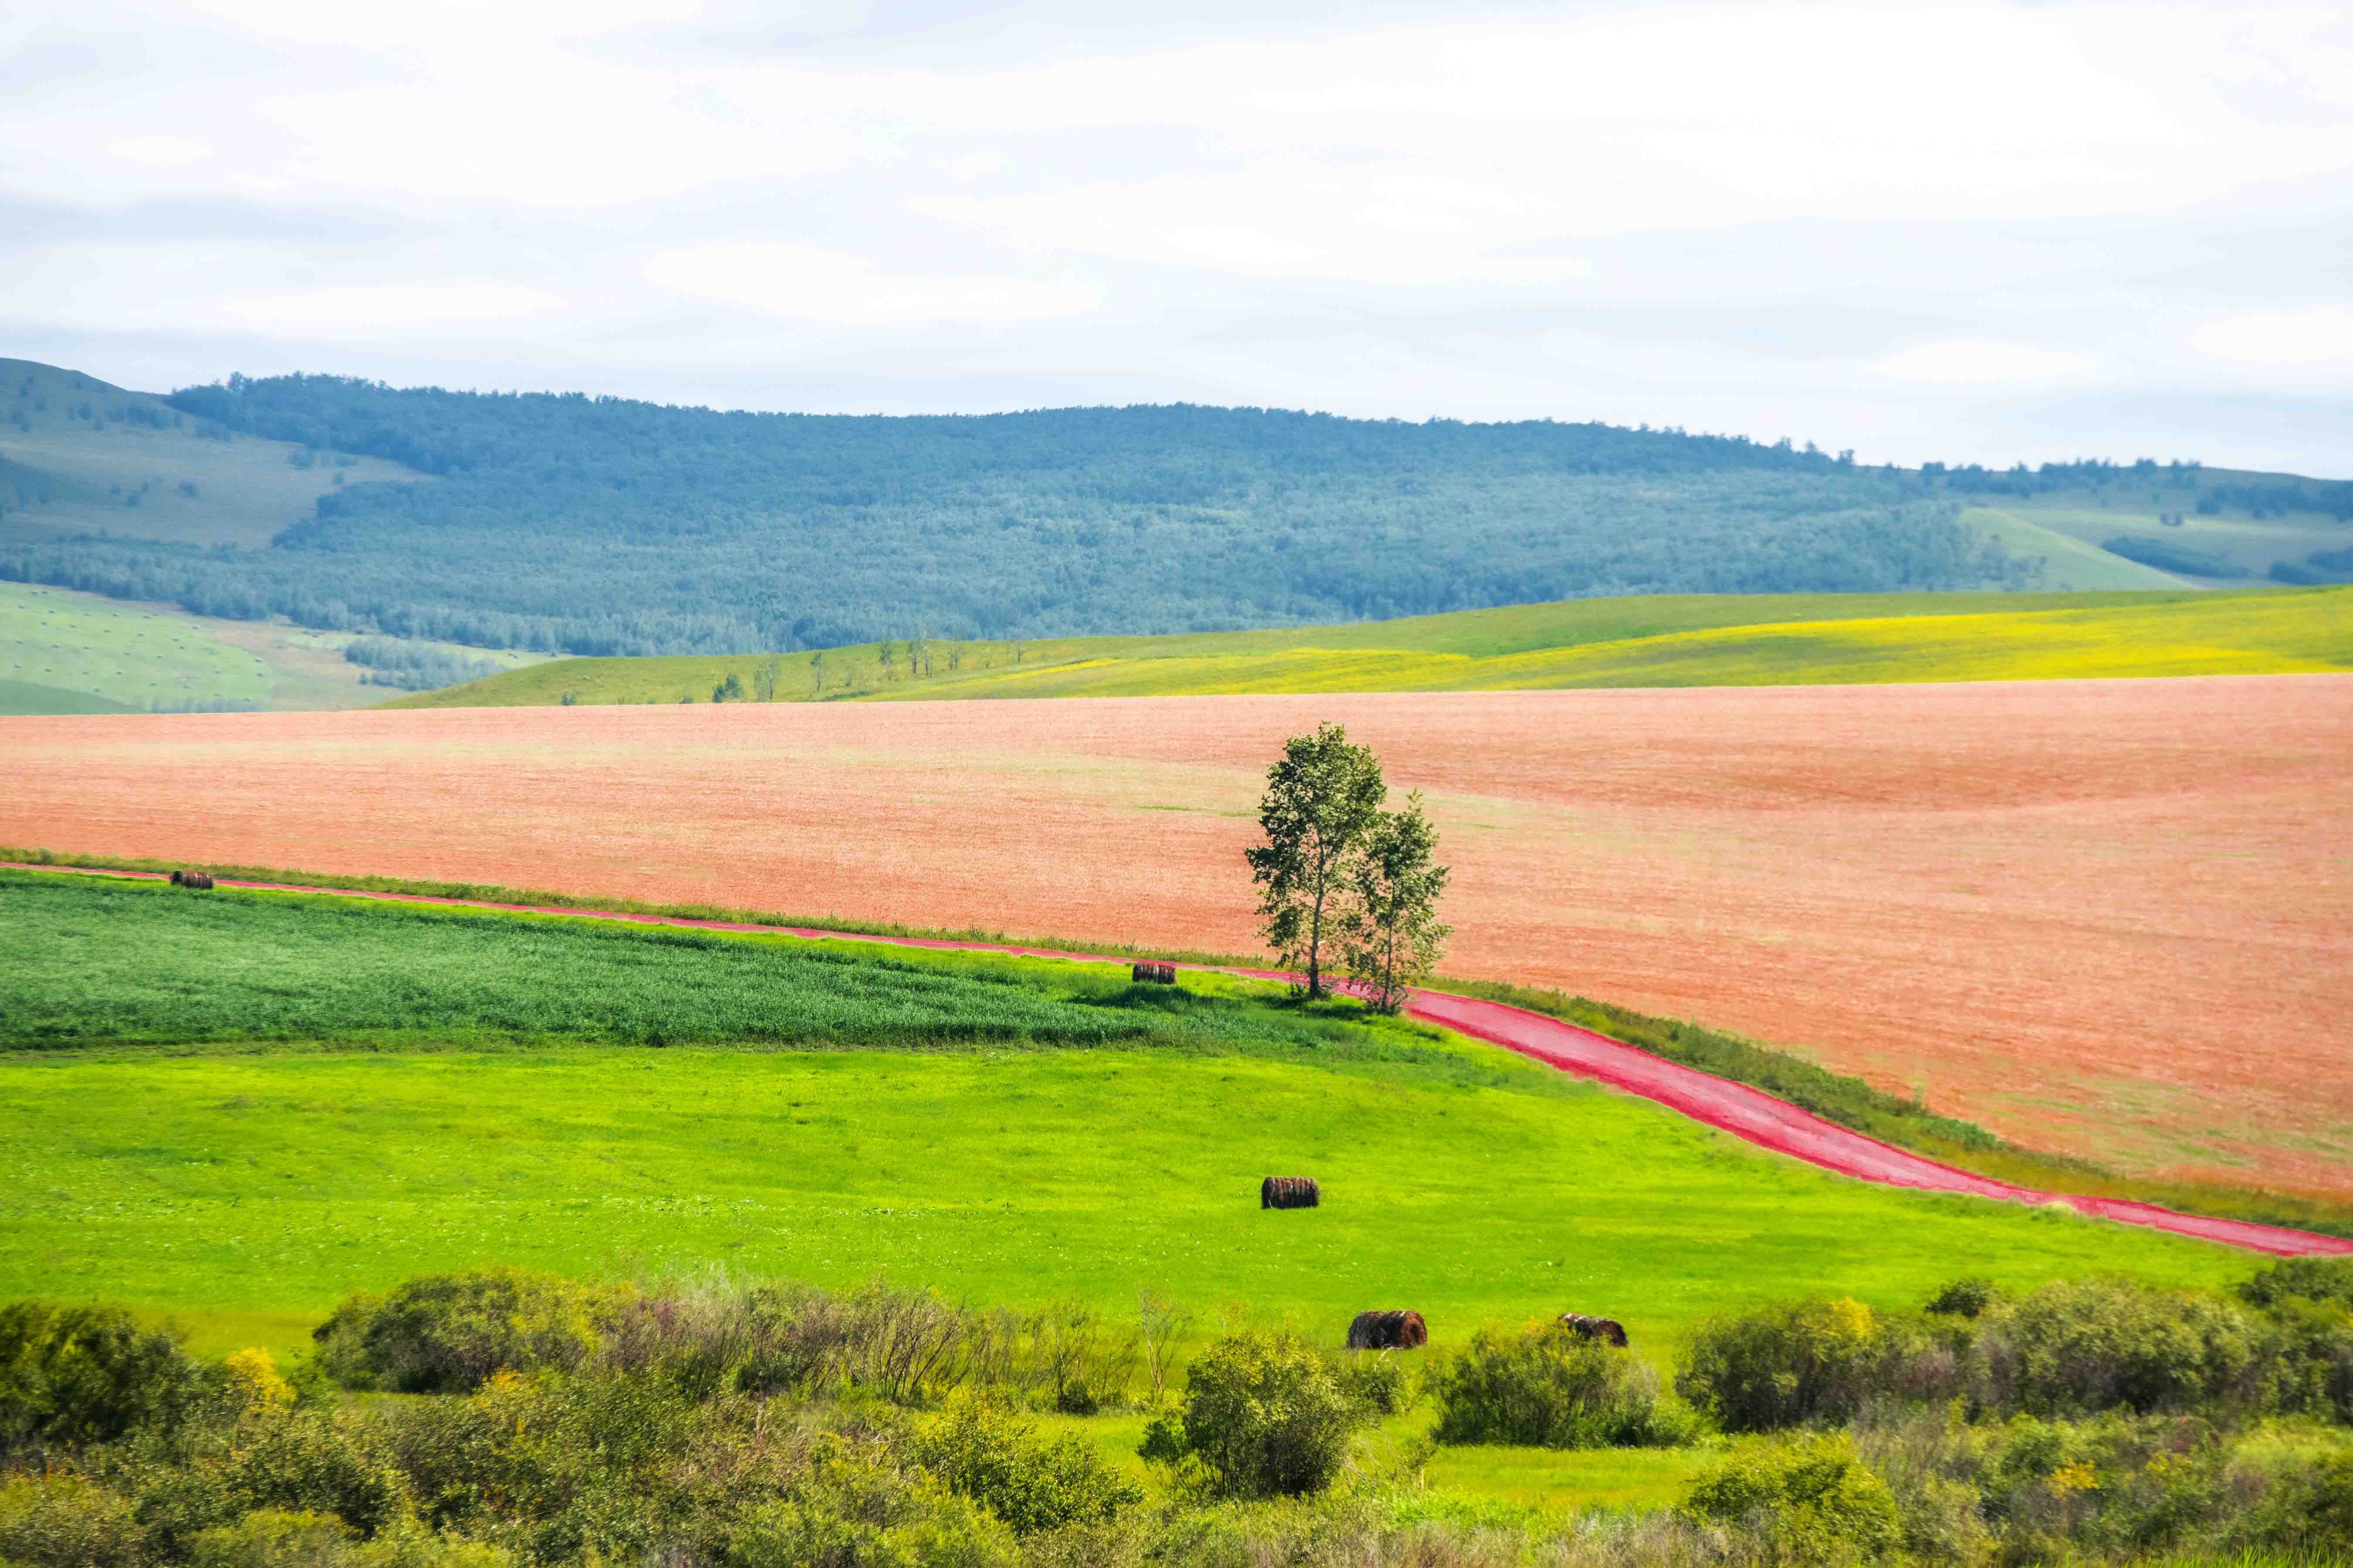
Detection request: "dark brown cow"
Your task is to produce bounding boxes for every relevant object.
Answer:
[1558,1313,1629,1347]
[1260,1176,1320,1209]
[1347,1310,1428,1350]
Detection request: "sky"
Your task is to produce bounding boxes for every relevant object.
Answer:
[3,0,2350,473]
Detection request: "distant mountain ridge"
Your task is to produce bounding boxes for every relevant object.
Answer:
[2,362,2347,658]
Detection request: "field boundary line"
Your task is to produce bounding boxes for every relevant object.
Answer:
[11,860,2349,1259]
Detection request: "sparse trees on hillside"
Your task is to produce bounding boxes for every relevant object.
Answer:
[753,654,782,702]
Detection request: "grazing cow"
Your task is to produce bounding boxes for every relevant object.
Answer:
[1347,1310,1428,1350]
[1558,1313,1629,1347]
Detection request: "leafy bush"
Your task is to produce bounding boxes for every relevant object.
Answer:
[226,1408,411,1536]
[1332,1350,1418,1416]
[721,1436,1017,1568]
[313,1269,630,1393]
[1924,1279,2006,1319]
[0,1470,146,1568]
[1430,1323,1684,1448]
[1675,1299,1894,1433]
[2239,1256,2353,1312]
[2234,1447,2353,1561]
[1681,1434,1903,1566]
[911,1392,1141,1534]
[1975,1278,2261,1418]
[1144,1331,1365,1499]
[0,1301,212,1455]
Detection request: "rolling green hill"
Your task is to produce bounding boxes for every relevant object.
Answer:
[0,358,426,550]
[0,578,558,715]
[385,584,2349,708]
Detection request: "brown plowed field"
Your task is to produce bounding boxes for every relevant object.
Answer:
[5,675,2349,1195]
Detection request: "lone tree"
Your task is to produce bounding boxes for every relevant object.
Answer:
[1336,791,1450,1015]
[1245,723,1387,999]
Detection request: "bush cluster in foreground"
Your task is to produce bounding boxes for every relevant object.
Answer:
[2,1261,2350,1566]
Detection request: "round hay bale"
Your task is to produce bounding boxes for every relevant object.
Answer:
[1130,961,1177,984]
[1260,1176,1320,1210]
[169,870,184,886]
[1557,1313,1629,1347]
[1347,1310,1426,1350]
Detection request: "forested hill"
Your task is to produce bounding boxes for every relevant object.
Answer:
[3,371,2038,655]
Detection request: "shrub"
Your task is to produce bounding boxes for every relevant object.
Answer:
[1924,1279,2005,1319]
[1675,1299,1889,1433]
[225,1408,410,1536]
[2261,1296,2353,1424]
[313,1269,629,1393]
[1681,1434,1903,1566]
[911,1392,1141,1534]
[1333,1349,1418,1416]
[0,1301,211,1454]
[2240,1256,2353,1311]
[1976,1278,2261,1418]
[0,1471,147,1568]
[1147,1331,1364,1499]
[2236,1447,2353,1561]
[722,1436,1017,1568]
[1430,1323,1683,1448]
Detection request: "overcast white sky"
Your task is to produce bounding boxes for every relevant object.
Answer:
[3,0,2350,472]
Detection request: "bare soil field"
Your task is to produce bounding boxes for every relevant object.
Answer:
[4,675,2348,1196]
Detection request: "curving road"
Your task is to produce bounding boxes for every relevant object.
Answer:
[16,862,2352,1258]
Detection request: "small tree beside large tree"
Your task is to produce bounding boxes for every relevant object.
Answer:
[1245,724,1449,1010]
[1335,791,1451,1015]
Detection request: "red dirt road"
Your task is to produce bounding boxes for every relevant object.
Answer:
[13,861,2349,1258]
[3,675,2349,1195]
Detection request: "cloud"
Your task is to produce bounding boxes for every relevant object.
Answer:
[2,0,2350,470]
[643,242,1099,323]
[2194,307,2353,368]
[1875,341,2096,387]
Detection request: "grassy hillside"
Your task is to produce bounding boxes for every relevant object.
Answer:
[0,578,557,715]
[0,869,2259,1365]
[386,585,2346,707]
[0,358,425,550]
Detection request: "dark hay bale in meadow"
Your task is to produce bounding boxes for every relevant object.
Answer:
[1558,1313,1629,1347]
[171,870,214,890]
[1130,961,1177,984]
[1261,1176,1320,1210]
[1347,1310,1427,1350]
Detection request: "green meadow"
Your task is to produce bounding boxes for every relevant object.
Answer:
[386,584,2352,709]
[0,869,2257,1366]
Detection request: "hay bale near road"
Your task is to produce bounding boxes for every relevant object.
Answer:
[170,870,215,890]
[1347,1310,1427,1350]
[1131,961,1177,984]
[1261,1176,1320,1209]
[1558,1313,1629,1347]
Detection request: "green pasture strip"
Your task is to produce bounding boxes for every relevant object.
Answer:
[379,586,2271,708]
[13,848,2351,1242]
[0,1042,2256,1366]
[0,871,1540,1101]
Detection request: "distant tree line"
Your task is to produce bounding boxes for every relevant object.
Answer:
[0,376,2064,656]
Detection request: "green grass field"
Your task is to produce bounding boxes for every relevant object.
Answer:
[387,584,2349,708]
[0,870,2260,1358]
[0,578,561,715]
[0,580,278,712]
